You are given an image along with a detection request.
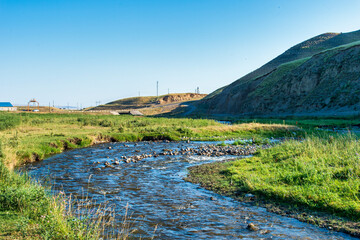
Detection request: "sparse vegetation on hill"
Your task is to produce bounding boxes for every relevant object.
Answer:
[88,93,207,114]
[250,57,311,97]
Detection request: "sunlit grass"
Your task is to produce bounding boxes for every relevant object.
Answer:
[0,111,300,238]
[0,112,298,168]
[224,133,360,220]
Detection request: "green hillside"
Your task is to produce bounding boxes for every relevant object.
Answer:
[199,29,360,116]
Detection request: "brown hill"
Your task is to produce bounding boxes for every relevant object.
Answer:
[88,93,207,114]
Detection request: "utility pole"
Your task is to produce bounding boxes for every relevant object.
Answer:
[168,88,169,94]
[157,81,159,97]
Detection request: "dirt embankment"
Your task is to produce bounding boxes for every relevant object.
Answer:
[88,93,207,115]
[157,93,206,104]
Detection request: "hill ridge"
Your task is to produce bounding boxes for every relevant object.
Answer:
[198,29,360,116]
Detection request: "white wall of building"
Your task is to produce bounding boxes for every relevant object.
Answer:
[0,107,17,111]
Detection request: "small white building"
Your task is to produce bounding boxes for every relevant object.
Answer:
[0,102,17,111]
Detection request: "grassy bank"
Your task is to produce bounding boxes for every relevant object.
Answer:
[234,117,360,130]
[0,112,298,238]
[0,145,106,239]
[186,133,360,237]
[0,112,298,168]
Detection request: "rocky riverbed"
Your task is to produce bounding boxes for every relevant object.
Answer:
[94,141,270,170]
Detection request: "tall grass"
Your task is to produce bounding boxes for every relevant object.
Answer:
[1,141,93,238]
[226,133,360,220]
[234,117,360,132]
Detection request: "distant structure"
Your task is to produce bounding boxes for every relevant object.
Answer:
[0,102,17,111]
[157,81,159,97]
[112,110,144,116]
[27,99,40,112]
[195,87,200,94]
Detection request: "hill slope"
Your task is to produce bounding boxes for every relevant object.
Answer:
[88,93,207,114]
[199,30,360,116]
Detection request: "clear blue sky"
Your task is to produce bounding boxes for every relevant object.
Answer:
[1,0,360,107]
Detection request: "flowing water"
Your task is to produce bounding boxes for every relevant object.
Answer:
[22,141,355,239]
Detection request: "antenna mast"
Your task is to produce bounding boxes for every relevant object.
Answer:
[157,81,159,97]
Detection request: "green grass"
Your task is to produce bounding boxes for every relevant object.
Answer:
[0,112,298,167]
[318,40,360,55]
[250,57,311,97]
[234,117,360,130]
[0,114,21,131]
[232,137,270,145]
[186,132,360,236]
[3,112,360,237]
[191,133,360,220]
[226,133,360,219]
[0,144,105,239]
[0,111,299,238]
[202,86,227,100]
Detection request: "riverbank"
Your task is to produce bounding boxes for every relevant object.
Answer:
[0,146,107,239]
[0,112,298,239]
[186,133,360,237]
[0,112,298,169]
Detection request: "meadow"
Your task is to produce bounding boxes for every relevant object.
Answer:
[0,112,297,239]
[0,112,298,168]
[3,111,360,237]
